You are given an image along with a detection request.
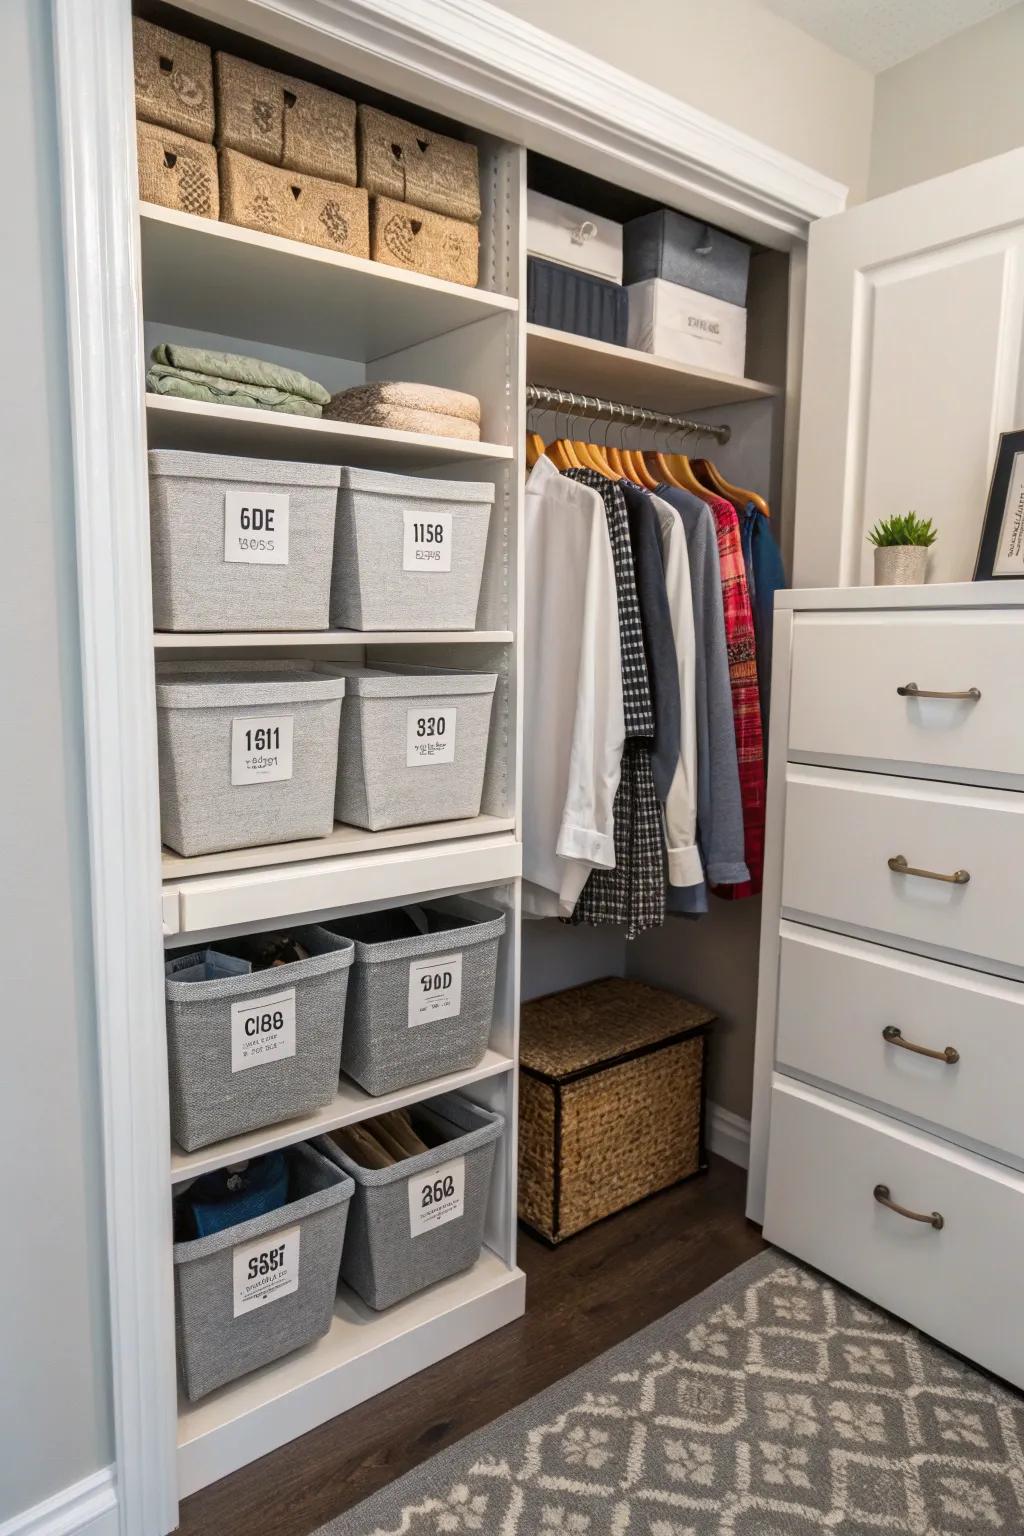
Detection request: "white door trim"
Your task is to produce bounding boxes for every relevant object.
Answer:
[0,1468,117,1536]
[49,1,844,1529]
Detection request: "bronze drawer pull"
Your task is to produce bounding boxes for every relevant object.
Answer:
[873,1184,944,1229]
[888,854,970,885]
[897,682,981,701]
[882,1025,959,1064]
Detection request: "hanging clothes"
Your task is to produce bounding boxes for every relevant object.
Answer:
[566,468,665,939]
[657,485,748,918]
[648,492,702,890]
[620,482,680,805]
[521,455,625,918]
[740,502,787,736]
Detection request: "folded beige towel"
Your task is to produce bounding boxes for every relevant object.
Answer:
[328,403,480,440]
[326,380,481,424]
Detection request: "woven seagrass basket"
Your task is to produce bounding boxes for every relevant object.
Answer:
[519,977,712,1243]
[214,53,356,185]
[358,105,480,223]
[219,149,369,257]
[370,196,478,286]
[137,122,219,220]
[133,18,214,142]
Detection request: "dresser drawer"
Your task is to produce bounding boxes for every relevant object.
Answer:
[776,922,1024,1162]
[764,1078,1024,1389]
[782,766,1024,975]
[789,611,1024,781]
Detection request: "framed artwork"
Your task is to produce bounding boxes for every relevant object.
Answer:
[975,429,1024,580]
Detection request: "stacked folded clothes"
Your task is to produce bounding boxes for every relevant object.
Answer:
[146,343,330,417]
[329,1108,432,1168]
[324,380,482,440]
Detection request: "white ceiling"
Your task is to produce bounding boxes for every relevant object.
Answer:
[759,0,1022,72]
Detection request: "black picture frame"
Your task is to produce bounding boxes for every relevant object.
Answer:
[974,428,1024,581]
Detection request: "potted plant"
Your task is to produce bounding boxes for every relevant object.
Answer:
[867,512,937,585]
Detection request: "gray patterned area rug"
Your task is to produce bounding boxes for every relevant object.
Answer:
[322,1249,1024,1535]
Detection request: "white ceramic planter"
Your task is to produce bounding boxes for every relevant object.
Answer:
[874,545,929,585]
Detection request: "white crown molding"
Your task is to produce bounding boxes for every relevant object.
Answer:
[0,1469,117,1536]
[189,0,848,245]
[707,1101,752,1170]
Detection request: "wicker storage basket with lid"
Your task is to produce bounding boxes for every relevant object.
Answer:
[136,122,219,220]
[219,149,369,257]
[370,197,478,287]
[214,53,356,185]
[519,977,712,1243]
[357,104,480,222]
[133,17,214,142]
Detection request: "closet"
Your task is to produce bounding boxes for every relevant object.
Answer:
[55,0,837,1527]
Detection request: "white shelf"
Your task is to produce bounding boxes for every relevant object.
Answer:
[145,395,514,468]
[170,1049,514,1184]
[162,815,516,882]
[140,203,517,360]
[526,322,779,414]
[177,1249,526,1496]
[154,629,513,651]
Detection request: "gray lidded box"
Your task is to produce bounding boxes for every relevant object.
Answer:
[323,664,497,832]
[156,666,345,858]
[316,1092,503,1310]
[165,926,354,1152]
[148,449,340,632]
[173,1141,354,1400]
[622,210,751,308]
[322,896,505,1096]
[330,467,494,631]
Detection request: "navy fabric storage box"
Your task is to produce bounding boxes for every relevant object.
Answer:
[623,210,751,308]
[527,257,627,346]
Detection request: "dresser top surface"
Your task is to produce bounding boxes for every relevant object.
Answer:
[778,581,1024,612]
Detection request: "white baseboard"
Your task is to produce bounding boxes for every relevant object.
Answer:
[0,1469,117,1536]
[707,1101,751,1170]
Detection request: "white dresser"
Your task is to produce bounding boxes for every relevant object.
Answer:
[748,583,1024,1388]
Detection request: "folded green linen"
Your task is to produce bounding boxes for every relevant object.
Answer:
[149,343,329,406]
[146,363,324,417]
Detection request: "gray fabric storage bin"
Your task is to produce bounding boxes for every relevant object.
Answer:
[322,897,505,1095]
[173,1141,353,1399]
[156,667,345,857]
[165,926,354,1152]
[330,468,494,631]
[323,664,497,831]
[317,1092,503,1309]
[623,210,751,307]
[527,256,628,345]
[148,450,340,632]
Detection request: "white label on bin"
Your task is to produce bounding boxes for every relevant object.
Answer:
[408,1156,465,1237]
[231,987,296,1072]
[406,706,457,766]
[231,716,293,785]
[403,510,452,572]
[232,1224,300,1316]
[224,489,290,564]
[407,952,463,1028]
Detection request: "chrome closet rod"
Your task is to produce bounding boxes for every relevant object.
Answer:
[525,385,731,445]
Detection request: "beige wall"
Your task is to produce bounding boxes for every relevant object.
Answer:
[492,0,874,202]
[870,5,1024,198]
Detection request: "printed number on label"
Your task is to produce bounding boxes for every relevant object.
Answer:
[224,489,290,565]
[231,715,294,785]
[408,1157,465,1237]
[231,988,297,1072]
[232,1225,300,1316]
[407,952,463,1027]
[402,509,453,572]
[406,706,456,766]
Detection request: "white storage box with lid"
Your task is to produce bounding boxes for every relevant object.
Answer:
[321,664,497,831]
[156,666,345,857]
[526,189,623,283]
[626,278,747,377]
[329,467,494,631]
[321,897,505,1095]
[148,449,340,632]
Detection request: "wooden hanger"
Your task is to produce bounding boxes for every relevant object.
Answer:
[646,449,684,490]
[526,432,545,470]
[665,449,717,505]
[692,457,771,517]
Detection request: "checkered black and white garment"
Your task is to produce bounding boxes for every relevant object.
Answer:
[563,469,664,938]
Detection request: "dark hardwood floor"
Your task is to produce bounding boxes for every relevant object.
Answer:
[177,1156,764,1536]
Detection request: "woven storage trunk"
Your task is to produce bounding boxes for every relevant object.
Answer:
[219,149,369,258]
[214,53,356,184]
[317,1093,502,1309]
[148,449,339,632]
[330,467,493,631]
[137,121,219,220]
[370,197,478,287]
[321,898,505,1095]
[165,926,354,1152]
[358,105,480,223]
[527,256,628,345]
[156,666,345,857]
[519,978,712,1243]
[133,18,214,141]
[623,209,751,307]
[324,665,497,832]
[173,1141,353,1399]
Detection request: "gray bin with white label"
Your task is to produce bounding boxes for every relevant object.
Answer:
[321,898,505,1095]
[330,467,494,631]
[323,665,497,831]
[156,667,345,857]
[165,926,354,1152]
[316,1093,503,1309]
[173,1141,354,1400]
[148,449,340,632]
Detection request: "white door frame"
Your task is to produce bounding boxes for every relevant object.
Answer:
[48,1,845,1529]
